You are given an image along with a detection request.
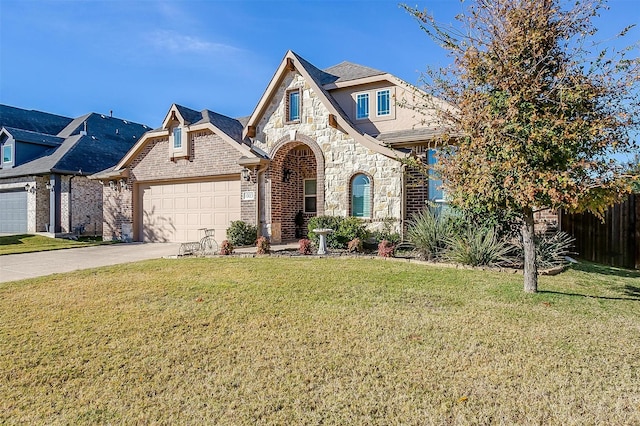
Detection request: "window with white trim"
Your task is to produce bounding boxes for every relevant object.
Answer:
[287,89,301,122]
[304,179,317,213]
[173,127,182,150]
[356,93,369,119]
[376,89,390,116]
[351,174,371,218]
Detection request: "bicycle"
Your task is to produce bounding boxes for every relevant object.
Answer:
[198,228,218,256]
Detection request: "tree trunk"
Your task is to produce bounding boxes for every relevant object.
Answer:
[521,207,538,293]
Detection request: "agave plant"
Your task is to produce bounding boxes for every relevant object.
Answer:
[444,226,513,267]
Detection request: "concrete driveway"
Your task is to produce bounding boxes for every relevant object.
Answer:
[0,243,180,283]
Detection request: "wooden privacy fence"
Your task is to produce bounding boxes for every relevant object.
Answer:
[561,194,639,270]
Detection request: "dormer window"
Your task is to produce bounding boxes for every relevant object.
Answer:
[173,127,182,150]
[2,144,12,165]
[286,89,301,122]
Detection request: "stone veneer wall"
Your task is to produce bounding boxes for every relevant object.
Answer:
[252,72,404,240]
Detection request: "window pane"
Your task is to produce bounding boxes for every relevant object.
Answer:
[377,90,390,116]
[356,93,369,119]
[304,179,316,196]
[173,128,182,149]
[427,149,444,201]
[289,91,300,121]
[351,174,371,217]
[3,145,11,163]
[305,196,317,213]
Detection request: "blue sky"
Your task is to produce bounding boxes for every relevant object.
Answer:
[1,0,638,128]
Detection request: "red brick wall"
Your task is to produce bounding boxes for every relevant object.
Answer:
[271,143,317,241]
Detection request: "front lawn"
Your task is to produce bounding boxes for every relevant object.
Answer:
[0,234,103,255]
[1,258,638,424]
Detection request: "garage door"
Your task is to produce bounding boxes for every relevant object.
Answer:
[0,190,28,233]
[140,179,241,243]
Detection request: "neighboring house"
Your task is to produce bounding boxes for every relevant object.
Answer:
[93,51,455,243]
[0,105,149,235]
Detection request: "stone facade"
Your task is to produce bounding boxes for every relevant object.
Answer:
[252,72,404,242]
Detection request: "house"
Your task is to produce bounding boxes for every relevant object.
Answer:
[0,105,149,235]
[94,51,452,243]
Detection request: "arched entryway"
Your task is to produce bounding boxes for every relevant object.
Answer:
[269,135,324,243]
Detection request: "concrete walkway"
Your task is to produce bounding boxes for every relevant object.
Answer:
[0,241,301,284]
[0,243,180,283]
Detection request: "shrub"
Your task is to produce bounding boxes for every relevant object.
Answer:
[347,238,363,253]
[377,239,395,257]
[299,238,313,255]
[308,216,343,249]
[512,231,575,269]
[256,236,270,255]
[226,221,258,246]
[337,217,369,247]
[219,240,234,255]
[445,227,512,266]
[371,217,401,244]
[406,208,454,260]
[308,216,369,249]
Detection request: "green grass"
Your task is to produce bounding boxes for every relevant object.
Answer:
[1,258,639,424]
[0,234,103,255]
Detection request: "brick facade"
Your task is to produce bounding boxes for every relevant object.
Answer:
[102,131,247,241]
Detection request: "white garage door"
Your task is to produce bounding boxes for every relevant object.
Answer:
[140,179,241,243]
[0,190,28,233]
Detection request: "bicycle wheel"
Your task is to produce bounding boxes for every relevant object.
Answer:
[200,237,218,256]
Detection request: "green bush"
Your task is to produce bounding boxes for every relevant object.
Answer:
[307,216,369,249]
[371,217,401,244]
[444,226,512,266]
[307,216,343,248]
[226,220,258,246]
[337,217,369,246]
[406,208,455,260]
[512,231,575,269]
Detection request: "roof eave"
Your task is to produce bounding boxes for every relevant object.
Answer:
[323,73,395,90]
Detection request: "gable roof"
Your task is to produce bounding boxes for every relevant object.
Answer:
[0,105,149,178]
[111,104,255,174]
[242,50,403,159]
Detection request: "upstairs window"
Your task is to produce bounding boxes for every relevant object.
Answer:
[173,127,182,150]
[376,89,390,116]
[2,144,12,165]
[356,93,369,119]
[287,89,301,122]
[351,173,371,218]
[304,179,317,213]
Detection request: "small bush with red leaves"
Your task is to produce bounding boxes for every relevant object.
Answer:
[298,239,313,255]
[377,239,395,257]
[256,236,270,255]
[219,240,234,255]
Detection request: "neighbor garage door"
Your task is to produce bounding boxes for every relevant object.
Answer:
[0,190,28,233]
[140,179,241,243]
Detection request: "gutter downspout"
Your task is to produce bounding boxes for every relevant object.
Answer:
[256,163,269,238]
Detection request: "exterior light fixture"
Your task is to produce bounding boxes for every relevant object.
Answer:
[109,180,117,190]
[24,183,36,193]
[119,179,126,189]
[45,182,54,192]
[241,168,251,182]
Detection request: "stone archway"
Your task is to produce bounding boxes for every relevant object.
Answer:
[269,134,324,243]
